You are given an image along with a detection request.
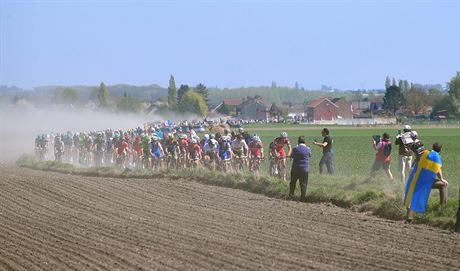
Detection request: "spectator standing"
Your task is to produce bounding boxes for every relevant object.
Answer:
[371,132,394,180]
[289,136,311,201]
[395,125,414,184]
[404,143,448,223]
[313,128,333,174]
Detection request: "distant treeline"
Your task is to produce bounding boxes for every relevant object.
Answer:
[0,84,365,106]
[208,87,358,105]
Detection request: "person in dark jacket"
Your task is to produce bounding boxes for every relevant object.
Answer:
[289,136,311,201]
[313,128,333,174]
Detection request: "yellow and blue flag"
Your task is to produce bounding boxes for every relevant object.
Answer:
[404,150,442,213]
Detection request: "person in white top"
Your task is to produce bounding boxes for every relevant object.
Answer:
[231,134,248,158]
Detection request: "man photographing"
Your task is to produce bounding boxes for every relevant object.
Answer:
[395,125,414,184]
[313,128,334,174]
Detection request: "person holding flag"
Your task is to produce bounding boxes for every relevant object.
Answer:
[404,143,448,223]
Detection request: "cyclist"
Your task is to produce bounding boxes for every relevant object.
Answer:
[238,127,251,144]
[200,134,209,149]
[63,131,73,162]
[141,135,151,169]
[219,135,233,171]
[188,138,202,167]
[164,134,181,169]
[35,135,48,160]
[54,135,64,162]
[231,134,249,158]
[268,138,278,176]
[204,138,219,162]
[73,132,80,162]
[115,137,130,169]
[150,136,164,170]
[178,134,189,166]
[105,134,115,165]
[132,135,143,169]
[94,132,106,167]
[248,135,264,171]
[273,132,292,180]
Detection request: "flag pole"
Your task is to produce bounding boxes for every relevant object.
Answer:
[455,187,460,233]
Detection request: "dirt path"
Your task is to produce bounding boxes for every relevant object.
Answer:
[0,166,458,271]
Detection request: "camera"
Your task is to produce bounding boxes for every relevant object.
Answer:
[372,135,381,142]
[398,130,415,145]
[410,139,425,157]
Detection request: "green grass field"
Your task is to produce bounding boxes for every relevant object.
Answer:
[243,125,460,227]
[245,126,459,188]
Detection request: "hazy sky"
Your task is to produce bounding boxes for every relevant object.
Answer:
[1,0,459,90]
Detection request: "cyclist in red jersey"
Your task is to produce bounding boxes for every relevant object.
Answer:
[116,138,129,156]
[188,138,202,167]
[115,138,130,168]
[248,135,264,172]
[273,132,292,180]
[132,136,143,169]
[274,132,291,158]
[249,135,264,159]
[133,136,143,155]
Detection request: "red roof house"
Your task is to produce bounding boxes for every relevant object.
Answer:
[306,97,339,122]
[331,97,353,119]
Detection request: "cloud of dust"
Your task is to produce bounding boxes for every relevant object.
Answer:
[0,105,198,163]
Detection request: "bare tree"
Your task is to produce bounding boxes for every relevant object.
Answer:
[406,87,430,115]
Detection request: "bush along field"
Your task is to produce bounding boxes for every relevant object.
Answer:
[17,126,459,230]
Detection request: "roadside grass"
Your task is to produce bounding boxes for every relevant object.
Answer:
[17,154,458,230]
[248,127,460,199]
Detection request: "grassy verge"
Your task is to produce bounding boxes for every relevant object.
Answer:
[16,154,458,231]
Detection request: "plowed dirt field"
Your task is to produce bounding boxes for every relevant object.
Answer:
[0,165,459,271]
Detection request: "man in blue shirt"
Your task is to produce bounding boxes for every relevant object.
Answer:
[289,136,311,201]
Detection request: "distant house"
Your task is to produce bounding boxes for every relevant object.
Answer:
[331,97,353,119]
[211,98,243,116]
[238,96,268,121]
[267,103,284,122]
[279,102,307,120]
[351,97,385,116]
[369,99,384,113]
[306,97,339,122]
[351,101,371,115]
[223,98,243,107]
[210,97,269,120]
[432,110,449,120]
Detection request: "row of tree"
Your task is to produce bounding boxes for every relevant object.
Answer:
[46,72,460,119]
[383,72,460,118]
[167,75,209,116]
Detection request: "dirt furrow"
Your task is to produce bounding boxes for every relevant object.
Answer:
[0,216,124,271]
[0,239,54,271]
[1,166,459,271]
[0,250,37,271]
[1,176,358,270]
[0,189,235,270]
[0,199,182,271]
[0,175,446,270]
[2,175,310,268]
